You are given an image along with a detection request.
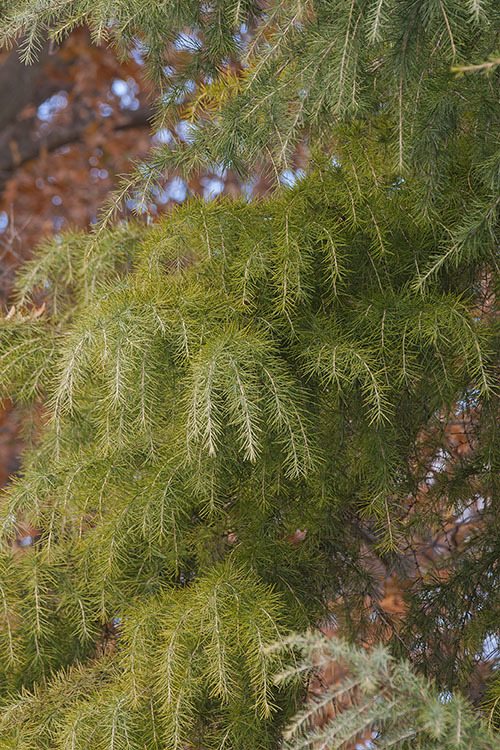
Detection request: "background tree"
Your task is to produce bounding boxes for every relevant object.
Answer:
[0,1,499,748]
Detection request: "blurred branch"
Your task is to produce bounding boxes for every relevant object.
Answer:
[0,38,53,131]
[0,105,153,183]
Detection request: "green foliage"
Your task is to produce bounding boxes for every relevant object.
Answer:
[0,561,294,749]
[0,1,500,747]
[2,1,500,300]
[274,632,500,749]
[4,1,500,229]
[0,154,497,744]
